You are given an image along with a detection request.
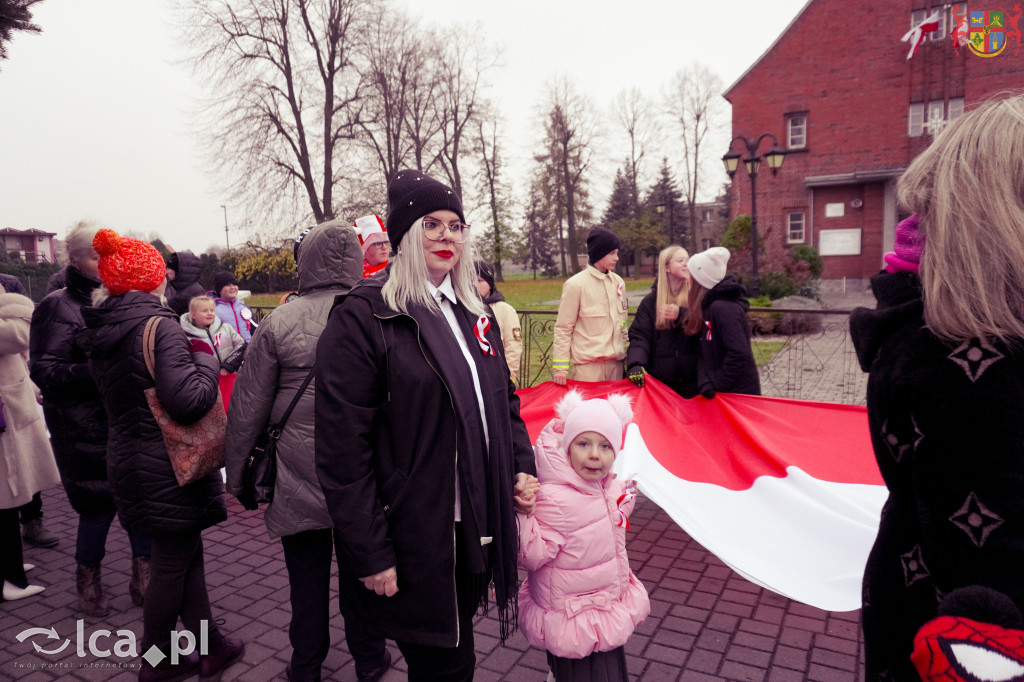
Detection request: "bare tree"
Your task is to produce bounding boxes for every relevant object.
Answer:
[664,63,725,253]
[612,86,657,216]
[178,0,371,236]
[355,7,430,185]
[432,30,497,200]
[539,76,599,274]
[475,106,516,280]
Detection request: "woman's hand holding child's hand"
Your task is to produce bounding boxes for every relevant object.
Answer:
[360,567,399,597]
[514,472,540,515]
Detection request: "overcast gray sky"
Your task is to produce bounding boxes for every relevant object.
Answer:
[0,0,808,254]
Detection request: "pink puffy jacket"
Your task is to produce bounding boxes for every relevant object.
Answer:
[518,417,650,659]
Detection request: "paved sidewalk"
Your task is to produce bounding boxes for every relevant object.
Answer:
[2,484,866,682]
[2,290,877,681]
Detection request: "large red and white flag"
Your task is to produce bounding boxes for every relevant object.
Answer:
[517,377,886,612]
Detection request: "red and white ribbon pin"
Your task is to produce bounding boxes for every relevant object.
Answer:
[474,315,495,356]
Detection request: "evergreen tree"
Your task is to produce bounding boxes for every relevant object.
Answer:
[0,0,43,65]
[644,159,687,248]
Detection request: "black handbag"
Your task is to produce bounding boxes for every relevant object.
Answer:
[238,366,316,511]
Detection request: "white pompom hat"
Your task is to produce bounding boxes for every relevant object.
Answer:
[687,246,731,290]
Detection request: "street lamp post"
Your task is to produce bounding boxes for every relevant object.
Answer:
[220,205,230,252]
[656,202,673,244]
[722,134,786,297]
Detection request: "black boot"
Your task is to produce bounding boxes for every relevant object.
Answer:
[198,633,245,682]
[22,518,59,548]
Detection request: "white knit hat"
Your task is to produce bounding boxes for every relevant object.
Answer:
[354,214,388,256]
[687,246,731,290]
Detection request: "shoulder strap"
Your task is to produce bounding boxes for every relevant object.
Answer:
[276,366,316,430]
[142,316,162,379]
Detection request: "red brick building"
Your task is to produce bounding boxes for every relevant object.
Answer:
[724,1,1022,288]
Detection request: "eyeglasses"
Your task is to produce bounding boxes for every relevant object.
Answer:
[423,217,471,244]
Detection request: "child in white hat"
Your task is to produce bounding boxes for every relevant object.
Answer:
[684,247,761,397]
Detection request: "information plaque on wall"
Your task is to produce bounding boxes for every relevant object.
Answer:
[818,229,862,256]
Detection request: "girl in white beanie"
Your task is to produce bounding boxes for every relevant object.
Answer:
[684,247,761,397]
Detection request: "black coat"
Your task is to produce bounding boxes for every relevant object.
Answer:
[851,271,1024,680]
[46,267,67,296]
[166,252,206,317]
[696,275,760,396]
[78,291,226,535]
[626,283,700,398]
[0,273,28,297]
[29,266,112,515]
[315,275,536,647]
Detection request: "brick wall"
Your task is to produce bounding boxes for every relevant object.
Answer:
[724,0,1023,282]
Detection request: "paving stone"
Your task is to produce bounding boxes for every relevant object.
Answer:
[726,643,772,668]
[645,643,687,667]
[772,644,810,671]
[643,661,684,681]
[720,660,767,682]
[685,648,722,675]
[806,662,858,682]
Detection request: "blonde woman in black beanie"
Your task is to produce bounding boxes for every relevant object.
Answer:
[315,170,538,681]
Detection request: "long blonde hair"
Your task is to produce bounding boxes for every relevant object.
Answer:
[655,245,690,330]
[898,93,1024,342]
[382,217,486,318]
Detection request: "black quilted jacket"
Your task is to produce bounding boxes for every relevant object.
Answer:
[79,291,226,535]
[29,266,112,515]
[627,282,700,398]
[166,251,207,317]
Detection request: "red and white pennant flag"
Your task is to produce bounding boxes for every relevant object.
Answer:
[902,10,941,60]
[517,377,886,612]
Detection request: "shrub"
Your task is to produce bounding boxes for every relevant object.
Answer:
[721,215,750,251]
[760,270,797,300]
[747,295,782,335]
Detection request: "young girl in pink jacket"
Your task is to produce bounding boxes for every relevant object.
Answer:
[518,390,650,681]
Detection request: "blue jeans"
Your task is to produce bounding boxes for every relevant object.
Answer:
[76,508,152,567]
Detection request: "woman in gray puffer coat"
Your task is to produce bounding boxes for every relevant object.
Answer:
[224,220,388,682]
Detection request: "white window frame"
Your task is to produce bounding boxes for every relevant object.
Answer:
[787,114,807,149]
[911,6,950,42]
[787,212,806,244]
[701,238,713,251]
[909,103,925,137]
[926,100,946,136]
[948,97,964,121]
[702,209,714,222]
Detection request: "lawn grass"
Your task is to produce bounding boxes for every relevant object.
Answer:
[499,275,650,311]
[752,339,787,366]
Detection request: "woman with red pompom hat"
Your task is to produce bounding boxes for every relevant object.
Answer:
[79,229,245,682]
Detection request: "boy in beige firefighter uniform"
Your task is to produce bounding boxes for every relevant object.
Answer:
[552,228,629,385]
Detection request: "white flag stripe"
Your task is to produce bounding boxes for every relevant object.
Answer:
[614,423,886,612]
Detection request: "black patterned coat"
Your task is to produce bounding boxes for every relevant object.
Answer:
[850,271,1024,681]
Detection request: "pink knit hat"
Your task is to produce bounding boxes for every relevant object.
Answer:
[558,390,634,458]
[884,214,925,274]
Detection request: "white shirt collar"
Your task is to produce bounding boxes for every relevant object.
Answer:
[428,274,457,305]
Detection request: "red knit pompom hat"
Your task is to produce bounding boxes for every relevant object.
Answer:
[93,229,167,296]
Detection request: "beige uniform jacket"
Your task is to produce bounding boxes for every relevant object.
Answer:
[490,300,522,384]
[552,266,628,373]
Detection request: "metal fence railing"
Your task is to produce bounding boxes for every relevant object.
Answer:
[248,305,867,406]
